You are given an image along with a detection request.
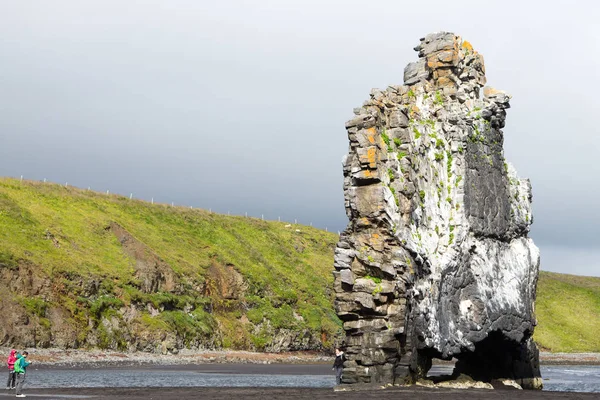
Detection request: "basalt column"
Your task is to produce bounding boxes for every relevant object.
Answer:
[333,32,542,390]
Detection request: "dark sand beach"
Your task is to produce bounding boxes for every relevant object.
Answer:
[0,386,598,400]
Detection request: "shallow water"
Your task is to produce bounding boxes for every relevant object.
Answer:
[16,364,600,393]
[24,368,334,389]
[541,365,600,393]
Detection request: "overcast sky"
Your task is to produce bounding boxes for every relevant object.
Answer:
[1,1,598,276]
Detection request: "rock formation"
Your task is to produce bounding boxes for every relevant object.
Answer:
[333,32,542,389]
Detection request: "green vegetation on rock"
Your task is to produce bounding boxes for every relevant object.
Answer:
[0,178,341,352]
[381,130,393,152]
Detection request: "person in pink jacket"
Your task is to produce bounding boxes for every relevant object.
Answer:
[6,349,17,390]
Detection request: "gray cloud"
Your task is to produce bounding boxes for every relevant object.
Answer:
[1,1,598,275]
[540,245,600,278]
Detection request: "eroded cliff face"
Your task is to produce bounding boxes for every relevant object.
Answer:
[333,32,542,389]
[0,220,330,354]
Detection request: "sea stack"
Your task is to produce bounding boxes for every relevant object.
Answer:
[333,32,542,389]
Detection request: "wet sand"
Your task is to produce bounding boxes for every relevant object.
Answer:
[0,386,597,400]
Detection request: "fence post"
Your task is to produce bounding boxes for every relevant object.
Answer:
[106,190,109,195]
[151,198,154,204]
[20,175,23,182]
[65,182,68,188]
[130,193,133,199]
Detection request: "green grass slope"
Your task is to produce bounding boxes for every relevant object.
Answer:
[0,177,341,351]
[535,271,600,352]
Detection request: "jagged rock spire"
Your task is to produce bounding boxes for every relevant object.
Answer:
[333,32,542,389]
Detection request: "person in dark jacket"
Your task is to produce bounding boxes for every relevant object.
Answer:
[332,347,346,385]
[14,351,32,398]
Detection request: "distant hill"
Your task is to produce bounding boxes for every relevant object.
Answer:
[534,271,600,352]
[1,177,598,354]
[0,177,341,352]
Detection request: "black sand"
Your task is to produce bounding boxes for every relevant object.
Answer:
[0,386,597,400]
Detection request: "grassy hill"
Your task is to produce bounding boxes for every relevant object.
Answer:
[534,271,600,352]
[0,177,341,352]
[1,177,599,354]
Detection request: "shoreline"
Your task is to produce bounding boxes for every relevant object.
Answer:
[539,352,600,365]
[2,348,599,368]
[2,348,331,368]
